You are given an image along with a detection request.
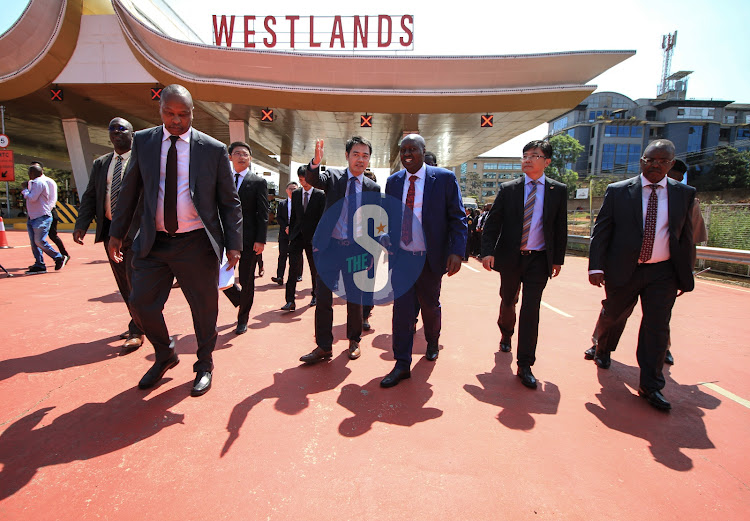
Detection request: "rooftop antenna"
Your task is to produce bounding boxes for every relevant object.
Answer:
[658,31,677,97]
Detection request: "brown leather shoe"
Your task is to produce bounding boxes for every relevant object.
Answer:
[348,340,361,360]
[300,347,333,364]
[123,335,144,350]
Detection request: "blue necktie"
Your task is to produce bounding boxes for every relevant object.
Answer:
[346,177,357,240]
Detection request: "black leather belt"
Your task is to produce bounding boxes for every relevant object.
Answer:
[520,249,545,256]
[400,249,426,256]
[156,229,203,239]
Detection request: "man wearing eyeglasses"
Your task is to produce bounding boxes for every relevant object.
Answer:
[481,140,568,389]
[74,117,144,350]
[588,139,696,411]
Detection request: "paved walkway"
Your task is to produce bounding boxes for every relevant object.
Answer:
[0,229,748,520]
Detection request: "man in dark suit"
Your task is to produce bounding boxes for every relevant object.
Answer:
[108,84,243,397]
[74,117,144,350]
[481,140,568,390]
[282,165,325,310]
[589,139,695,411]
[379,134,468,388]
[222,142,269,335]
[298,137,381,364]
[271,181,299,286]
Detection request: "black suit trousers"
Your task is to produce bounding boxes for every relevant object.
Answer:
[314,243,362,349]
[102,219,141,336]
[276,231,290,279]
[597,261,677,392]
[498,251,549,367]
[236,251,259,324]
[129,230,219,372]
[285,240,317,302]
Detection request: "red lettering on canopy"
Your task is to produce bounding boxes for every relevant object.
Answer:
[309,16,321,48]
[264,16,277,47]
[378,15,392,47]
[244,16,255,48]
[213,15,235,47]
[354,16,368,48]
[329,15,345,48]
[286,16,299,48]
[400,15,413,46]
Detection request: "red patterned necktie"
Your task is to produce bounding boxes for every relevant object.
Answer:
[639,184,660,263]
[164,135,179,234]
[520,180,537,250]
[401,175,418,245]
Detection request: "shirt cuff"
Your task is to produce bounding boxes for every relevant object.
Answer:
[588,269,604,275]
[309,159,319,170]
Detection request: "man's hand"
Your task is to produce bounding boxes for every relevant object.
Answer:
[108,237,124,263]
[313,139,324,166]
[589,273,605,287]
[551,264,562,278]
[253,242,265,255]
[21,181,28,190]
[73,229,86,245]
[226,250,241,270]
[379,234,394,255]
[285,226,289,235]
[482,255,494,271]
[446,254,462,276]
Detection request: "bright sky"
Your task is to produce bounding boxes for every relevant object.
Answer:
[2,0,748,164]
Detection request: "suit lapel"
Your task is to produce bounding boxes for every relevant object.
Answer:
[628,177,643,234]
[188,128,200,195]
[146,127,164,205]
[424,166,435,207]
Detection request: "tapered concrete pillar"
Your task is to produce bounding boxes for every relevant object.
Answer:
[279,153,292,193]
[228,119,248,145]
[62,118,95,199]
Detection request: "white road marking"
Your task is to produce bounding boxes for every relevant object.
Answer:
[462,263,480,273]
[696,279,750,294]
[699,382,750,409]
[541,301,573,318]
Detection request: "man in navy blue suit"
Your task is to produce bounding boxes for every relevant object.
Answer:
[379,134,468,388]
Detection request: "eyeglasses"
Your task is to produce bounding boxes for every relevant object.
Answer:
[641,157,674,166]
[521,154,548,161]
[232,150,251,157]
[109,124,129,132]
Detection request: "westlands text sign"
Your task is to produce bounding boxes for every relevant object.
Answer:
[212,15,414,51]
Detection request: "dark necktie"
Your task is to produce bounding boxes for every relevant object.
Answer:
[303,190,309,212]
[110,155,122,217]
[401,175,418,245]
[346,177,357,240]
[234,173,241,191]
[164,135,179,234]
[520,180,537,250]
[639,184,660,263]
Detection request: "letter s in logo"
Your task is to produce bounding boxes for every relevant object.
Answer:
[352,204,389,293]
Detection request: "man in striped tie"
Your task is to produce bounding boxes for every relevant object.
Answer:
[481,140,568,389]
[74,117,144,350]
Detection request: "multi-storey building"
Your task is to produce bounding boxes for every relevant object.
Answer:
[456,156,523,204]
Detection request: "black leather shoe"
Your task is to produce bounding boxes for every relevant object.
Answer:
[191,370,212,397]
[281,302,296,312]
[362,319,371,331]
[380,366,411,388]
[235,323,248,335]
[500,336,512,353]
[138,354,179,389]
[310,296,317,306]
[665,350,674,365]
[300,347,333,364]
[584,346,596,360]
[425,343,439,361]
[348,340,361,360]
[517,365,538,389]
[271,276,283,285]
[119,331,130,340]
[594,350,611,369]
[638,387,671,411]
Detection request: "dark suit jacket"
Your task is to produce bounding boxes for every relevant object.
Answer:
[385,166,468,274]
[74,152,138,242]
[288,187,325,246]
[589,175,695,292]
[110,126,242,259]
[481,175,568,278]
[276,199,290,243]
[237,172,269,250]
[304,165,380,250]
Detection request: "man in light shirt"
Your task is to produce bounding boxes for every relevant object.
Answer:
[22,163,67,274]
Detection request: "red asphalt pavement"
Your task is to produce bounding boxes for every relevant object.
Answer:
[0,228,748,520]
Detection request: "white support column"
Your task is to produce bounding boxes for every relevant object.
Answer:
[279,153,292,195]
[228,119,249,145]
[61,118,95,200]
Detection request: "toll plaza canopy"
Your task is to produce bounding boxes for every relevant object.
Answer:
[0,0,634,194]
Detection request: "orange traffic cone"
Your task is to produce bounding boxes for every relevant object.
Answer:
[0,216,9,248]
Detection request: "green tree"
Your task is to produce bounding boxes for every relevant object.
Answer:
[545,133,585,198]
[708,146,750,189]
[589,175,621,197]
[465,171,481,199]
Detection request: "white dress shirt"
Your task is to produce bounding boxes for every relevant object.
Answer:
[233,167,249,191]
[640,174,670,264]
[105,150,131,220]
[156,125,202,233]
[522,174,546,251]
[399,164,426,252]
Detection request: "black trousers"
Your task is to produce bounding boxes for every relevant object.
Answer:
[285,240,317,302]
[48,208,69,257]
[236,251,259,324]
[129,229,219,372]
[497,251,549,367]
[276,231,293,280]
[596,261,677,392]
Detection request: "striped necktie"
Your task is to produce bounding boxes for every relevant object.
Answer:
[639,184,660,262]
[520,180,537,250]
[401,175,418,245]
[110,155,122,216]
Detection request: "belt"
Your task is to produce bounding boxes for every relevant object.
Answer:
[333,238,352,246]
[156,229,204,239]
[520,249,545,256]
[400,249,426,256]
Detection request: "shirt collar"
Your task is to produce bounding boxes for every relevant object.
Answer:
[405,163,426,180]
[346,170,363,182]
[303,186,313,195]
[640,174,668,188]
[114,150,132,161]
[232,167,250,176]
[524,173,546,185]
[162,125,192,144]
